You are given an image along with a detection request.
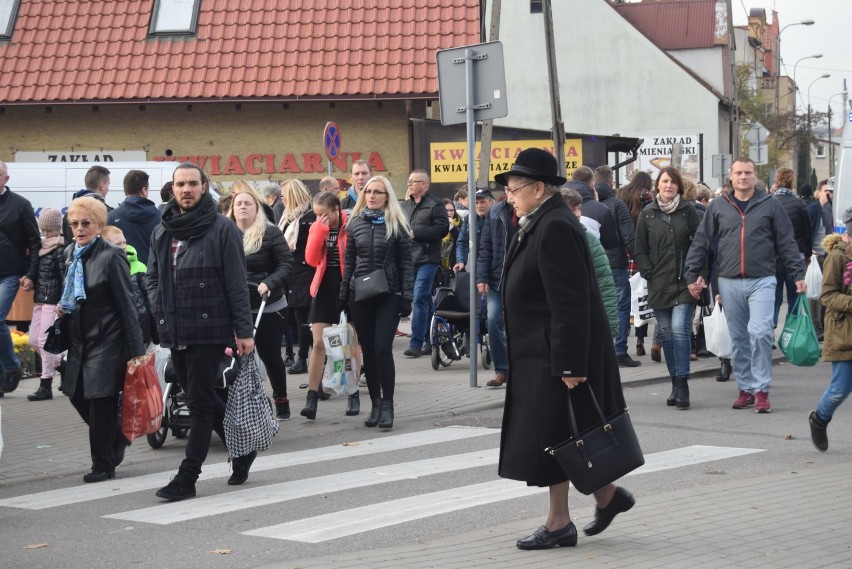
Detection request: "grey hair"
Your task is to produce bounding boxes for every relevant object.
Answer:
[560,187,583,208]
[260,183,281,199]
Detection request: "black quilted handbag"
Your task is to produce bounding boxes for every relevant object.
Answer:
[545,383,645,495]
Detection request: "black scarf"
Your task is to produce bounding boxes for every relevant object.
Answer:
[160,192,218,240]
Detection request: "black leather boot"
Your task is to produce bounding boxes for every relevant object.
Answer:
[288,357,308,374]
[716,358,732,382]
[809,410,829,452]
[345,391,360,416]
[675,376,690,409]
[364,398,381,427]
[228,450,258,485]
[378,400,394,429]
[301,390,318,420]
[27,379,53,401]
[666,377,677,406]
[317,384,332,401]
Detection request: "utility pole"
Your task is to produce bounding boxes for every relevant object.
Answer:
[476,0,501,189]
[542,0,566,176]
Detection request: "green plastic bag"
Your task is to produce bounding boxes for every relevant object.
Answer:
[778,293,821,367]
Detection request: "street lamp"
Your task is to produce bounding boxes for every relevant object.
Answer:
[807,74,831,180]
[774,19,816,156]
[828,88,848,176]
[793,54,823,105]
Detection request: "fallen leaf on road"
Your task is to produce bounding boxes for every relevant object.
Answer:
[24,544,48,549]
[211,549,232,555]
[342,442,360,447]
[35,445,51,449]
[784,435,795,440]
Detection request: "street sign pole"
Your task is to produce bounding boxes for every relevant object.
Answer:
[437,41,507,388]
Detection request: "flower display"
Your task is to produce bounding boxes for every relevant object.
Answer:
[10,329,38,378]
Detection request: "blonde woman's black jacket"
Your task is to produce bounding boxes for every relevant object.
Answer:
[339,215,415,304]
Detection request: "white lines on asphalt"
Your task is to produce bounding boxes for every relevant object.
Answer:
[104,449,500,524]
[243,445,764,543]
[0,426,497,510]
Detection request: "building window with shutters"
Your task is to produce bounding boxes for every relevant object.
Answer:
[150,0,201,36]
[0,0,21,40]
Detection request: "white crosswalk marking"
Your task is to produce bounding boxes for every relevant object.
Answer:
[105,449,500,524]
[0,426,497,510]
[243,445,764,543]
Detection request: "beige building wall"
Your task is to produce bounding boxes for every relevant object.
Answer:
[0,100,423,198]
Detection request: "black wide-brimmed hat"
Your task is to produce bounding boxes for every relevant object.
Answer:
[494,148,567,187]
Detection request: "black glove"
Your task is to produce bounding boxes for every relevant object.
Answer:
[399,298,412,318]
[337,299,349,317]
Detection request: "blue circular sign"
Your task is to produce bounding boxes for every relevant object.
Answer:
[324,122,342,159]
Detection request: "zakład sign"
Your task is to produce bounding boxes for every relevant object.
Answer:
[429,139,583,183]
[152,151,386,176]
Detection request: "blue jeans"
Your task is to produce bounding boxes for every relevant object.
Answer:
[612,268,631,356]
[0,275,22,373]
[816,360,852,422]
[410,263,439,350]
[718,276,776,393]
[654,302,695,377]
[773,270,799,328]
[486,288,509,374]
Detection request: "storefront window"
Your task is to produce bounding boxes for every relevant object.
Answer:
[0,0,21,40]
[150,0,200,35]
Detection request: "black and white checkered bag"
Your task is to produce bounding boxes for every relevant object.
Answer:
[223,354,280,459]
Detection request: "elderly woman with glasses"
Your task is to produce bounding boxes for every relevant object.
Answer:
[58,196,146,483]
[496,149,635,550]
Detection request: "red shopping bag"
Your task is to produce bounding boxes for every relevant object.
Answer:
[121,354,164,442]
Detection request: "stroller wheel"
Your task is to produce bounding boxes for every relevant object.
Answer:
[430,346,440,370]
[480,345,492,370]
[147,407,170,449]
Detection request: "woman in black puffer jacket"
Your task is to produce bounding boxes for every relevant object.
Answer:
[229,182,294,423]
[339,176,414,430]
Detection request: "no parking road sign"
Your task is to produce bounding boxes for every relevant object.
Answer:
[323,122,342,160]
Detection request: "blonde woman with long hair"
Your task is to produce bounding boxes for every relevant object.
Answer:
[278,179,316,375]
[227,182,295,431]
[340,176,414,429]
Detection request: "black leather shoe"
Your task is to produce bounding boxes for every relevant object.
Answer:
[516,523,578,550]
[228,450,258,485]
[345,392,360,416]
[288,357,308,374]
[809,410,829,452]
[617,354,641,368]
[27,383,53,401]
[301,390,318,420]
[1,366,22,393]
[317,385,332,401]
[83,469,115,483]
[156,472,197,501]
[113,435,130,467]
[583,487,635,536]
[378,400,394,429]
[403,347,422,358]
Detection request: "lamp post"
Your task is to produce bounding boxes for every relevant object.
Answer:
[828,87,849,176]
[793,54,823,106]
[773,19,816,157]
[807,74,831,181]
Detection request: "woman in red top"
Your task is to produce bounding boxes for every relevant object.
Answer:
[300,192,360,420]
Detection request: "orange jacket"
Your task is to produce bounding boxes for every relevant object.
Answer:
[304,211,348,297]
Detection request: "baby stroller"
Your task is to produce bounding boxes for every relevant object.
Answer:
[429,271,491,371]
[146,350,238,449]
[147,288,266,449]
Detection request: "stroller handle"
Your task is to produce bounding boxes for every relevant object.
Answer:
[247,281,269,337]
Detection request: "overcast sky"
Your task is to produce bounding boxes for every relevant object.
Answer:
[732,0,850,130]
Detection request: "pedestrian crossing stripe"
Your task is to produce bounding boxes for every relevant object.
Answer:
[242,445,764,543]
[0,426,498,510]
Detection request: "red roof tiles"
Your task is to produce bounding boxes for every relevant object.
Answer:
[613,0,726,51]
[0,0,481,104]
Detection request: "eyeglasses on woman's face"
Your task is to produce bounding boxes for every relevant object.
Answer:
[364,189,387,196]
[69,220,93,229]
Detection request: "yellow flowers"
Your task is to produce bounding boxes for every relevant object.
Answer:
[10,329,30,354]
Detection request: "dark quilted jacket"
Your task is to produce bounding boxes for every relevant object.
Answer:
[340,215,415,303]
[34,246,65,305]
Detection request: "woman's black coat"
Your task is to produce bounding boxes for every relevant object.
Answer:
[498,196,626,487]
[340,215,415,303]
[62,237,146,399]
[282,211,316,308]
[245,224,294,310]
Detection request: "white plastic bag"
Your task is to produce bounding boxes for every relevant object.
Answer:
[703,305,732,359]
[321,312,359,396]
[805,259,823,301]
[629,272,656,327]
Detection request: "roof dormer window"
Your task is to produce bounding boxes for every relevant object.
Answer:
[150,0,200,35]
[0,0,21,40]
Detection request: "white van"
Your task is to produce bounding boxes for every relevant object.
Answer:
[5,161,179,215]
[833,108,852,232]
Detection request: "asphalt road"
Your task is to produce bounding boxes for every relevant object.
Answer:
[1,356,849,569]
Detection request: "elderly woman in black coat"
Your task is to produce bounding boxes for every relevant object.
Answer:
[58,196,146,483]
[497,149,635,550]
